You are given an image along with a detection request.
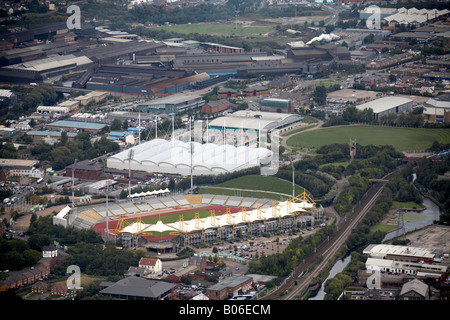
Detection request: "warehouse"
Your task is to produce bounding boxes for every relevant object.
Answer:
[356,96,413,120]
[86,64,209,96]
[208,110,302,134]
[46,120,109,134]
[136,92,204,114]
[3,54,93,78]
[107,138,273,176]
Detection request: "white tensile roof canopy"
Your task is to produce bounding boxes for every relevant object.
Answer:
[107,138,273,176]
[119,197,315,235]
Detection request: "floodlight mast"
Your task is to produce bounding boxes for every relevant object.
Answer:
[190,115,193,191]
[72,159,77,215]
[106,179,109,242]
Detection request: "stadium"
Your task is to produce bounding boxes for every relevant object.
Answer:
[56,191,320,252]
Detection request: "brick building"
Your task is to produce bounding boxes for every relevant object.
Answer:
[206,275,253,300]
[201,99,232,115]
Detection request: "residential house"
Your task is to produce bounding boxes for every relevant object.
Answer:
[51,283,68,296]
[138,258,162,275]
[42,245,58,258]
[31,281,48,294]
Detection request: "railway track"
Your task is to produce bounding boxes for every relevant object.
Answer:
[263,169,400,300]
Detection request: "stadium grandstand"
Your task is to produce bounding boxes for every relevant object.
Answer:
[57,191,321,250]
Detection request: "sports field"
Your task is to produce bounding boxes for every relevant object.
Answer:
[199,175,306,200]
[157,23,273,37]
[286,125,450,152]
[92,205,241,240]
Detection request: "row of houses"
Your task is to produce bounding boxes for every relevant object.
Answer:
[0,245,69,293]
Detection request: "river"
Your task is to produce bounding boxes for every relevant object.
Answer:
[309,190,442,300]
[382,197,442,242]
[308,255,351,300]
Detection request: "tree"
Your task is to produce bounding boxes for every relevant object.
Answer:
[111,119,122,131]
[313,85,327,106]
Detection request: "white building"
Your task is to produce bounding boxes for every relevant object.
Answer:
[138,258,162,275]
[356,96,413,120]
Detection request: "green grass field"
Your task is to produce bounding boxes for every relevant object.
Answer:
[215,175,304,195]
[157,23,273,37]
[286,125,450,152]
[199,175,306,201]
[392,201,425,209]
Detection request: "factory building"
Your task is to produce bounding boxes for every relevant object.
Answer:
[136,92,204,114]
[207,110,303,135]
[86,64,209,96]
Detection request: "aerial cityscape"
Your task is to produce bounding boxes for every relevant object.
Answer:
[0,0,449,309]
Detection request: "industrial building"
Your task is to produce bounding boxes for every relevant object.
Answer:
[363,244,438,263]
[2,54,93,78]
[85,64,210,96]
[206,275,253,300]
[259,98,294,113]
[423,94,450,123]
[73,40,165,64]
[355,96,413,120]
[207,110,303,135]
[136,92,204,114]
[46,120,110,134]
[106,138,273,176]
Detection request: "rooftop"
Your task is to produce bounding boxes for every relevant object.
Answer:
[356,96,412,113]
[47,120,109,130]
[99,276,176,298]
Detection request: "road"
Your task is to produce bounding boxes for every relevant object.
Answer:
[262,168,400,300]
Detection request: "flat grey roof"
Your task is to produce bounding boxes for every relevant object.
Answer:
[99,276,176,298]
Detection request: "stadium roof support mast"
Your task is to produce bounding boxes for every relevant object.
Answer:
[128,149,134,199]
[291,157,295,199]
[155,114,158,139]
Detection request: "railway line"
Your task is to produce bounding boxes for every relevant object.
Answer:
[262,169,400,300]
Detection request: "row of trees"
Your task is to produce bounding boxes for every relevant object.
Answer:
[0,237,42,271]
[31,132,119,170]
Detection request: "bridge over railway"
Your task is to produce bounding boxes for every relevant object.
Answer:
[262,168,401,300]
